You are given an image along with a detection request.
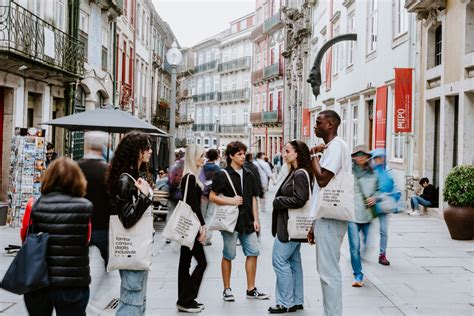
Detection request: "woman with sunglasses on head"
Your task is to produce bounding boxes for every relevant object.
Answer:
[268,140,314,313]
[106,131,153,315]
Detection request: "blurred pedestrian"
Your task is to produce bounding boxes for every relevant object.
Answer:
[176,145,208,313]
[156,167,170,192]
[244,153,264,200]
[168,150,185,219]
[349,145,377,287]
[268,140,313,313]
[106,131,153,315]
[22,157,92,316]
[198,149,220,246]
[254,152,274,212]
[273,152,282,174]
[78,131,112,265]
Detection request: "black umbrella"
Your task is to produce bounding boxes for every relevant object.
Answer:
[41,106,169,135]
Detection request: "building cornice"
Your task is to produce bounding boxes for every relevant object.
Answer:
[359,87,376,96]
[322,97,335,106]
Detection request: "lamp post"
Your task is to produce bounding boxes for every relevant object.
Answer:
[166,41,182,167]
[247,122,252,153]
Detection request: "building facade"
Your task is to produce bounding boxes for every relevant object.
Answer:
[250,0,285,160]
[307,0,416,195]
[406,0,474,207]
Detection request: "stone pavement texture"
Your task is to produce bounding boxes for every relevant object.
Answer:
[0,184,472,315]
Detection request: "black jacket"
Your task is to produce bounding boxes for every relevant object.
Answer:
[31,192,92,287]
[244,161,264,198]
[181,174,205,225]
[272,169,311,243]
[114,173,152,229]
[421,184,438,205]
[78,158,112,230]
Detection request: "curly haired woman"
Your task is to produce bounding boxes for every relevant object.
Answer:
[269,140,314,313]
[106,131,153,316]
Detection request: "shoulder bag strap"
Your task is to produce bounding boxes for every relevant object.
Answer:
[121,172,136,183]
[221,169,238,197]
[298,169,312,199]
[182,173,191,202]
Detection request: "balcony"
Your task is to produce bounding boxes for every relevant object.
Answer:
[219,124,248,135]
[218,88,250,103]
[250,112,262,124]
[0,1,84,79]
[263,10,283,34]
[251,69,264,85]
[218,57,251,73]
[192,123,216,132]
[262,109,282,124]
[95,0,123,16]
[194,60,218,74]
[120,83,132,109]
[193,92,217,103]
[250,23,264,42]
[152,52,163,69]
[263,62,283,81]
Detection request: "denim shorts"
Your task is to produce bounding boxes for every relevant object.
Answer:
[221,230,260,260]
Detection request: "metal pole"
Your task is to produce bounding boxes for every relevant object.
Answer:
[216,118,220,149]
[169,65,177,166]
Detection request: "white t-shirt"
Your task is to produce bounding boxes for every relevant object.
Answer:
[309,136,350,218]
[236,168,244,191]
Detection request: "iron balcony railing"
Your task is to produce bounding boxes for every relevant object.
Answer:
[194,60,218,74]
[250,112,262,124]
[251,69,264,85]
[262,109,282,123]
[193,92,217,103]
[218,57,251,73]
[192,123,216,132]
[219,124,248,134]
[0,1,84,77]
[263,61,283,80]
[218,88,249,102]
[263,10,283,34]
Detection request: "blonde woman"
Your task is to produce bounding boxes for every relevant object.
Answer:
[176,145,208,313]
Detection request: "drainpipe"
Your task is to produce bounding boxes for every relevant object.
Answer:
[112,21,117,105]
[132,0,137,116]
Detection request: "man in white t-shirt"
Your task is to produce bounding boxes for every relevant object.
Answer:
[254,152,275,212]
[308,110,350,316]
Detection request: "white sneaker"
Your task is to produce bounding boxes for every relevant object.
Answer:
[409,210,422,216]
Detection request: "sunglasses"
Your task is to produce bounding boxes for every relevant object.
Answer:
[159,172,165,175]
[351,151,369,157]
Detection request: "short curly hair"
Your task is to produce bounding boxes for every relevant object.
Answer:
[225,141,247,165]
[106,131,151,195]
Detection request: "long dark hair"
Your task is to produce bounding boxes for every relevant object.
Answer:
[106,131,151,195]
[288,140,314,183]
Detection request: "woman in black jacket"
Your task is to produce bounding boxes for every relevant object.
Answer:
[106,131,153,315]
[268,140,313,314]
[23,157,92,316]
[176,144,208,313]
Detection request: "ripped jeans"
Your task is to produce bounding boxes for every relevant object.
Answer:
[117,270,149,316]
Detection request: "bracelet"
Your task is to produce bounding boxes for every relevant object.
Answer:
[310,153,318,159]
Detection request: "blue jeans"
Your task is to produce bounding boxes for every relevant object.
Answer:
[379,214,388,255]
[348,222,370,277]
[117,270,148,316]
[221,230,260,260]
[24,286,89,316]
[272,238,304,308]
[315,218,348,316]
[411,195,432,210]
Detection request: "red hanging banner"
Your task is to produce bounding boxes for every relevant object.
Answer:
[302,108,311,137]
[394,68,413,133]
[375,86,388,148]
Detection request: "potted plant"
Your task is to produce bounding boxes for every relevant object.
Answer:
[443,165,474,240]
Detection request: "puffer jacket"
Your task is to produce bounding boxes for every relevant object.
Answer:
[31,192,92,287]
[114,173,152,229]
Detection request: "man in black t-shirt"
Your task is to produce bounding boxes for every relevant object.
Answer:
[409,177,438,216]
[210,141,269,302]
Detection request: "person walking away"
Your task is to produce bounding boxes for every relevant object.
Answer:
[349,145,378,287]
[254,152,274,212]
[106,132,153,315]
[307,110,351,316]
[409,177,438,216]
[268,140,313,313]
[198,149,220,246]
[244,153,264,201]
[371,149,398,265]
[264,156,274,173]
[176,145,208,313]
[210,141,269,302]
[21,157,93,316]
[78,131,112,265]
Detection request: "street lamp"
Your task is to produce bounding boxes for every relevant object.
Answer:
[166,41,182,167]
[247,122,252,153]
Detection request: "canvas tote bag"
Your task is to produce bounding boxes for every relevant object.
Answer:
[107,173,154,272]
[314,139,355,221]
[208,169,240,232]
[162,174,201,249]
[287,169,314,240]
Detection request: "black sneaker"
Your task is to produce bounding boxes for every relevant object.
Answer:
[176,303,202,313]
[223,288,235,302]
[294,304,304,310]
[193,300,204,309]
[246,287,269,300]
[268,304,297,313]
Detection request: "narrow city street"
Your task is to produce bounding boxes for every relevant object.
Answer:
[0,184,471,315]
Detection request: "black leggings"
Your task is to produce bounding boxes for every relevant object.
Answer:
[177,240,207,306]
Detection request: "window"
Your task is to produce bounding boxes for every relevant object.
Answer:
[197,79,203,94]
[196,108,202,123]
[393,0,408,37]
[101,28,108,71]
[262,93,267,111]
[244,43,251,57]
[392,134,405,159]
[341,106,348,142]
[333,23,340,75]
[206,51,211,63]
[79,32,88,62]
[136,4,141,37]
[256,50,261,69]
[222,77,228,92]
[270,48,275,64]
[205,107,210,123]
[223,51,228,62]
[79,11,88,33]
[321,30,327,84]
[347,12,355,67]
[124,0,128,18]
[231,109,236,124]
[352,105,358,148]
[221,108,227,124]
[255,94,260,112]
[243,78,249,89]
[243,108,248,122]
[367,0,378,53]
[204,138,209,146]
[231,77,237,90]
[196,138,201,145]
[269,93,274,111]
[205,77,211,93]
[435,25,442,66]
[55,0,64,30]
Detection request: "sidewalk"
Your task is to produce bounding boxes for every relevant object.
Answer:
[0,184,472,315]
